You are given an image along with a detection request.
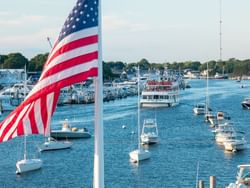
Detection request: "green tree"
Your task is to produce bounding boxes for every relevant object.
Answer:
[3,53,28,69]
[29,53,49,71]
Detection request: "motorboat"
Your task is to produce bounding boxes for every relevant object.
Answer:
[140,118,159,145]
[193,103,206,115]
[226,164,250,188]
[129,66,151,163]
[39,137,72,151]
[223,135,247,152]
[242,98,250,109]
[214,123,236,144]
[208,111,230,126]
[51,119,91,139]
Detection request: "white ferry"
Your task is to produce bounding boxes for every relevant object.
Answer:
[140,79,180,108]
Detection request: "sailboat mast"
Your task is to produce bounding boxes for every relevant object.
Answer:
[137,66,141,151]
[93,0,104,187]
[205,62,209,114]
[24,63,27,160]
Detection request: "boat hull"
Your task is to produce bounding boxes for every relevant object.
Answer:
[51,131,91,139]
[141,135,159,145]
[141,101,179,108]
[16,159,42,174]
[39,140,72,151]
[242,102,250,110]
[129,149,151,163]
[224,141,247,152]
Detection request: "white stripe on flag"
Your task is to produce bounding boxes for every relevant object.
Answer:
[45,92,54,136]
[0,113,15,137]
[34,98,44,134]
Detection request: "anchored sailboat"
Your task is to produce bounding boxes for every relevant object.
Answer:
[129,66,151,163]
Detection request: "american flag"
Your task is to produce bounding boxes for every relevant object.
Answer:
[0,0,99,142]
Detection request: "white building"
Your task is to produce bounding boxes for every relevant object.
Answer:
[0,69,25,86]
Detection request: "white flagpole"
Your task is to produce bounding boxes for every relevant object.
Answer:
[93,0,104,187]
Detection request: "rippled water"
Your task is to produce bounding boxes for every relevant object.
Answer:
[0,79,250,188]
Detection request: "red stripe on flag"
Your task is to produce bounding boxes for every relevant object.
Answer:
[29,106,39,134]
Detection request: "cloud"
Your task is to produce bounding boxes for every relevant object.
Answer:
[0,15,47,28]
[103,15,149,32]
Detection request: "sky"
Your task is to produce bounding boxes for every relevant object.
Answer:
[0,0,250,63]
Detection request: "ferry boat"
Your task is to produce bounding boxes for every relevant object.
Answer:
[140,80,180,108]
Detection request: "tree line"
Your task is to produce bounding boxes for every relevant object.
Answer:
[1,53,250,80]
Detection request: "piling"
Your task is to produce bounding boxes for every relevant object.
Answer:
[199,180,204,188]
[210,176,216,188]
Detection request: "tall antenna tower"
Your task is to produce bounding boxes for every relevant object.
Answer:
[219,0,224,76]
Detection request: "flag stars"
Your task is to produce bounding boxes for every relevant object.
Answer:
[74,10,78,13]
[72,25,76,29]
[84,4,88,8]
[80,11,83,15]
[90,7,94,11]
[94,1,97,4]
[78,2,82,6]
[87,14,90,18]
[92,18,95,22]
[76,18,80,22]
[83,21,86,24]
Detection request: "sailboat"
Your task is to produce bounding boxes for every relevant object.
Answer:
[129,66,151,163]
[16,64,43,174]
[16,135,42,174]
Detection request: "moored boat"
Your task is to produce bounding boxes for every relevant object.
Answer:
[51,119,91,139]
[226,165,250,188]
[39,137,72,151]
[241,98,250,109]
[141,118,159,145]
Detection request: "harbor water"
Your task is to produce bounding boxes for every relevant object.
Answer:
[0,79,250,188]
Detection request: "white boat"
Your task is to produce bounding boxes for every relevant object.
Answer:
[16,158,42,174]
[140,79,179,108]
[129,66,151,163]
[208,111,230,126]
[223,134,247,152]
[226,165,250,188]
[241,98,250,109]
[51,119,91,139]
[16,135,42,174]
[193,103,206,115]
[129,149,151,163]
[215,126,236,144]
[140,118,159,145]
[39,137,72,151]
